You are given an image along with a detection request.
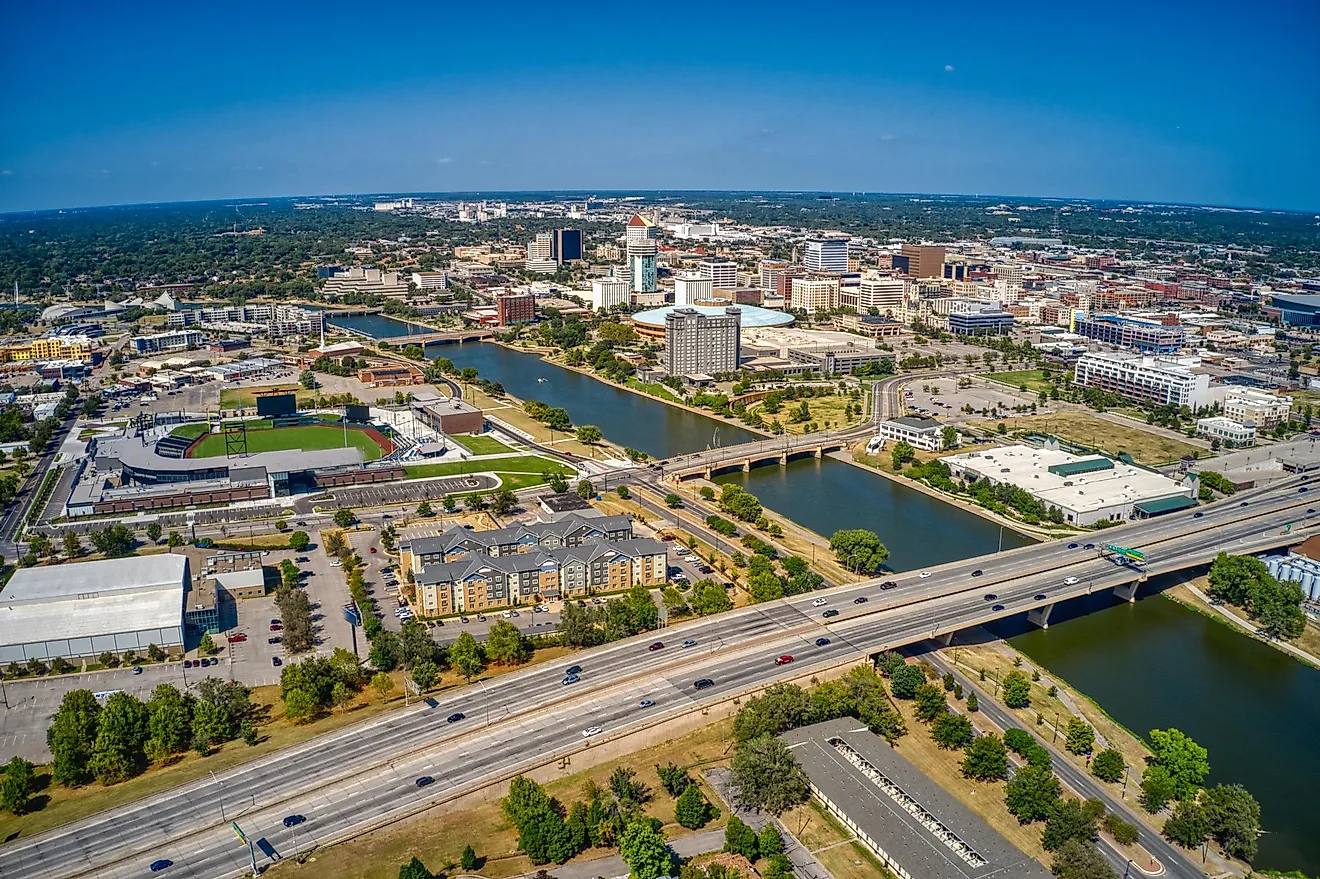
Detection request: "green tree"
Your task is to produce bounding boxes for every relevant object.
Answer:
[1064,717,1095,755]
[1002,670,1032,708]
[450,631,485,682]
[577,479,595,499]
[961,733,1009,781]
[62,530,82,558]
[699,486,715,500]
[890,440,916,469]
[663,493,682,507]
[915,683,948,723]
[1102,813,1139,846]
[90,691,150,785]
[371,672,395,701]
[299,370,317,390]
[730,734,810,815]
[486,619,530,665]
[199,633,215,655]
[1,756,36,814]
[333,508,357,528]
[167,530,184,549]
[1203,783,1261,863]
[442,494,457,512]
[1091,749,1125,783]
[828,529,889,574]
[758,824,784,857]
[620,819,675,879]
[490,487,517,516]
[1145,728,1209,800]
[89,523,135,558]
[723,816,759,860]
[146,683,194,756]
[1050,839,1117,879]
[282,687,320,723]
[49,689,101,786]
[941,425,959,450]
[966,691,978,712]
[1162,798,1209,848]
[889,664,925,699]
[576,425,603,446]
[1041,798,1104,851]
[1139,766,1179,813]
[461,845,479,871]
[416,500,433,517]
[288,530,311,551]
[1004,764,1062,823]
[931,711,974,749]
[146,521,163,543]
[675,782,714,829]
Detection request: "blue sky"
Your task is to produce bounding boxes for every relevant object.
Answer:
[2,0,1318,213]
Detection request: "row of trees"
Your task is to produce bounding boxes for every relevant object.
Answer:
[46,680,253,789]
[558,586,660,648]
[661,578,734,619]
[1206,552,1307,640]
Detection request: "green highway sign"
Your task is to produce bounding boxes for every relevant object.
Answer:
[231,821,247,845]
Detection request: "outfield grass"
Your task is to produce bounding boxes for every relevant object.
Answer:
[187,425,387,461]
[449,433,513,455]
[218,385,309,409]
[169,422,210,439]
[403,455,573,481]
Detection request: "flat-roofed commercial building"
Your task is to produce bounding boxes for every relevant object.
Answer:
[1074,313,1185,353]
[1223,388,1291,428]
[856,273,906,317]
[0,555,189,662]
[495,291,535,326]
[944,444,1194,526]
[899,243,946,279]
[949,307,1014,336]
[591,277,630,310]
[870,416,945,451]
[781,718,1051,879]
[1073,352,1210,409]
[1196,416,1257,447]
[789,276,839,313]
[804,239,848,274]
[673,273,713,307]
[131,329,203,355]
[698,258,738,289]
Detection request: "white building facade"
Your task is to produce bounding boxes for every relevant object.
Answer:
[1073,353,1210,409]
[1223,388,1291,428]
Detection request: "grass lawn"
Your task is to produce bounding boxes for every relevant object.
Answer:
[982,369,1056,394]
[187,425,387,461]
[815,842,899,879]
[403,455,573,480]
[168,422,210,439]
[750,396,863,436]
[0,647,577,842]
[982,411,1202,465]
[448,433,513,456]
[219,385,309,409]
[264,721,734,879]
[626,378,682,402]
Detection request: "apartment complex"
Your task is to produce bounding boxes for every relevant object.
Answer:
[495,291,536,326]
[1223,388,1291,427]
[0,336,94,363]
[167,303,322,337]
[400,513,666,614]
[1073,352,1210,408]
[804,239,848,274]
[131,329,203,355]
[664,306,741,376]
[1073,314,1185,353]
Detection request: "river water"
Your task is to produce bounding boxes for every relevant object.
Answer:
[339,321,1314,872]
[327,313,426,338]
[996,587,1320,873]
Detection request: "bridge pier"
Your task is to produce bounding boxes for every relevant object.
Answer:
[779,452,788,465]
[1114,581,1140,603]
[1027,603,1054,629]
[742,459,751,473]
[814,447,823,458]
[935,631,955,647]
[703,467,712,480]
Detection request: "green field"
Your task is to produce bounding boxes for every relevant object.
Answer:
[219,385,316,409]
[187,425,387,461]
[981,369,1055,394]
[449,434,513,455]
[402,455,573,481]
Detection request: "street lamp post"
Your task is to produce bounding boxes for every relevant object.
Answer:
[210,770,226,822]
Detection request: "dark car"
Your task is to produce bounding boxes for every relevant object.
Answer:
[149,860,173,873]
[562,673,580,685]
[971,569,983,577]
[1240,501,1249,507]
[565,664,582,675]
[815,637,831,647]
[822,609,839,618]
[1310,508,1317,514]
[1301,487,1310,493]
[853,596,868,604]
[270,618,281,626]
[1193,512,1204,518]
[693,678,715,690]
[272,657,282,667]
[984,593,997,601]
[283,815,306,828]
[268,637,281,644]
[879,580,898,590]
[992,604,1005,612]
[446,712,465,723]
[1068,542,1079,549]
[183,660,193,669]
[1034,593,1047,601]
[1083,543,1095,550]
[415,776,435,788]
[648,642,665,652]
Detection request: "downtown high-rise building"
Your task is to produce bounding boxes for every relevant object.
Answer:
[804,239,849,274]
[899,244,947,279]
[673,272,713,306]
[625,213,658,293]
[553,229,583,264]
[664,307,741,376]
[698,257,738,289]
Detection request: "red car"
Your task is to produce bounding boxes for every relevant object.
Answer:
[774,654,794,666]
[269,623,283,632]
[648,642,665,652]
[227,633,247,643]
[369,547,377,554]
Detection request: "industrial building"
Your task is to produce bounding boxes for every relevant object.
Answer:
[781,719,1051,879]
[943,444,1195,526]
[0,555,189,662]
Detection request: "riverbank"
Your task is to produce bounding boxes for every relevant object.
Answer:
[1161,574,1320,671]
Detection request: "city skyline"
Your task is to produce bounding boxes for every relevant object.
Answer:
[2,0,1317,214]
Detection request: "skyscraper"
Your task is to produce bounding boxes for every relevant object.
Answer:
[553,229,583,264]
[900,244,947,279]
[698,257,738,289]
[673,273,713,306]
[626,214,658,293]
[804,239,848,274]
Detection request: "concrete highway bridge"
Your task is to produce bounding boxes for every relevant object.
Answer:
[376,328,492,346]
[668,434,851,479]
[5,474,1314,879]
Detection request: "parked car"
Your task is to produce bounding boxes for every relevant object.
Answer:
[272,657,282,667]
[227,633,247,643]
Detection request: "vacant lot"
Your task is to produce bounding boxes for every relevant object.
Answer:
[982,369,1055,394]
[186,424,389,460]
[450,434,513,456]
[980,411,1201,465]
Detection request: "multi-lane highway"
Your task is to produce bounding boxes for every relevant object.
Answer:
[4,474,1314,879]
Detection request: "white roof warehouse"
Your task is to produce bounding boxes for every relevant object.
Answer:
[0,555,189,663]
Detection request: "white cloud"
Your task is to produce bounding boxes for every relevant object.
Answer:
[880,134,896,141]
[944,64,955,72]
[435,156,453,164]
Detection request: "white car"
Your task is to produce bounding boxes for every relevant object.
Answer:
[581,726,603,738]
[919,571,932,579]
[811,597,828,607]
[501,610,513,619]
[1063,576,1079,585]
[684,555,699,563]
[330,561,343,568]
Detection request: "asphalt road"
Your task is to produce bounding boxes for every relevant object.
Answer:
[3,475,1313,879]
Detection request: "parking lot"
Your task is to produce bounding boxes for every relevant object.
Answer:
[904,375,1043,424]
[325,474,500,511]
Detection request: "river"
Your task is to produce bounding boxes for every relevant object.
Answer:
[996,586,1320,873]
[327,312,426,338]
[349,322,1313,872]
